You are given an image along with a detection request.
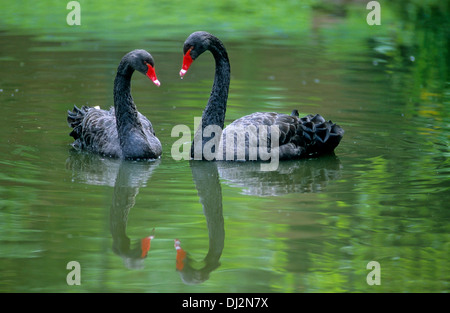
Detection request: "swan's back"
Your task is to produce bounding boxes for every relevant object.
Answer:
[67,105,158,158]
[68,106,121,157]
[221,111,344,161]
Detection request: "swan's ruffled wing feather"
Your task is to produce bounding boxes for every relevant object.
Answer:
[222,111,344,160]
[78,107,122,157]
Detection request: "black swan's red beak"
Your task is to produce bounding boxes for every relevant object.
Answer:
[180,48,193,77]
[146,63,160,87]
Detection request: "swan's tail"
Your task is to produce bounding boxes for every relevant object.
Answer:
[67,105,89,140]
[298,114,344,156]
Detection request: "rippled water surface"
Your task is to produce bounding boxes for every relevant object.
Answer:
[0,2,449,293]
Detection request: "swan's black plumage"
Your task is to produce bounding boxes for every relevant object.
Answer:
[180,31,344,161]
[67,49,162,160]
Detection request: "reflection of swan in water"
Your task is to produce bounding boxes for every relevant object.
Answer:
[173,157,340,284]
[216,155,342,196]
[66,152,160,269]
[174,161,225,285]
[66,151,158,187]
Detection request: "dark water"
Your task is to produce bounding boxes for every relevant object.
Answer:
[0,8,449,293]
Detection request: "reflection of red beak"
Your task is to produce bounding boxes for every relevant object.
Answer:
[146,63,161,87]
[174,239,187,271]
[140,235,154,258]
[180,49,193,77]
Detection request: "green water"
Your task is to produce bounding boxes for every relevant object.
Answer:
[0,1,448,293]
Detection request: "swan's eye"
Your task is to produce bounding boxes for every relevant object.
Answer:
[144,61,153,68]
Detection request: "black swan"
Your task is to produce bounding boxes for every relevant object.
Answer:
[67,49,162,160]
[179,31,344,162]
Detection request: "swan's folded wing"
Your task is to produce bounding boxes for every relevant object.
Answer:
[80,108,121,157]
[138,112,156,136]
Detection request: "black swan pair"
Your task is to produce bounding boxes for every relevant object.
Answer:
[68,32,344,161]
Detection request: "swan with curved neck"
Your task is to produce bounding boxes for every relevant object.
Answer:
[180,31,344,161]
[67,49,162,160]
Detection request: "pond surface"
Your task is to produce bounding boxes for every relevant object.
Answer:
[0,3,448,293]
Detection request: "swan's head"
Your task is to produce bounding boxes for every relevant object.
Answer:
[180,31,213,77]
[125,49,160,87]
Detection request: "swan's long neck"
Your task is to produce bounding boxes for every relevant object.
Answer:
[113,63,142,146]
[203,41,230,129]
[192,38,230,158]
